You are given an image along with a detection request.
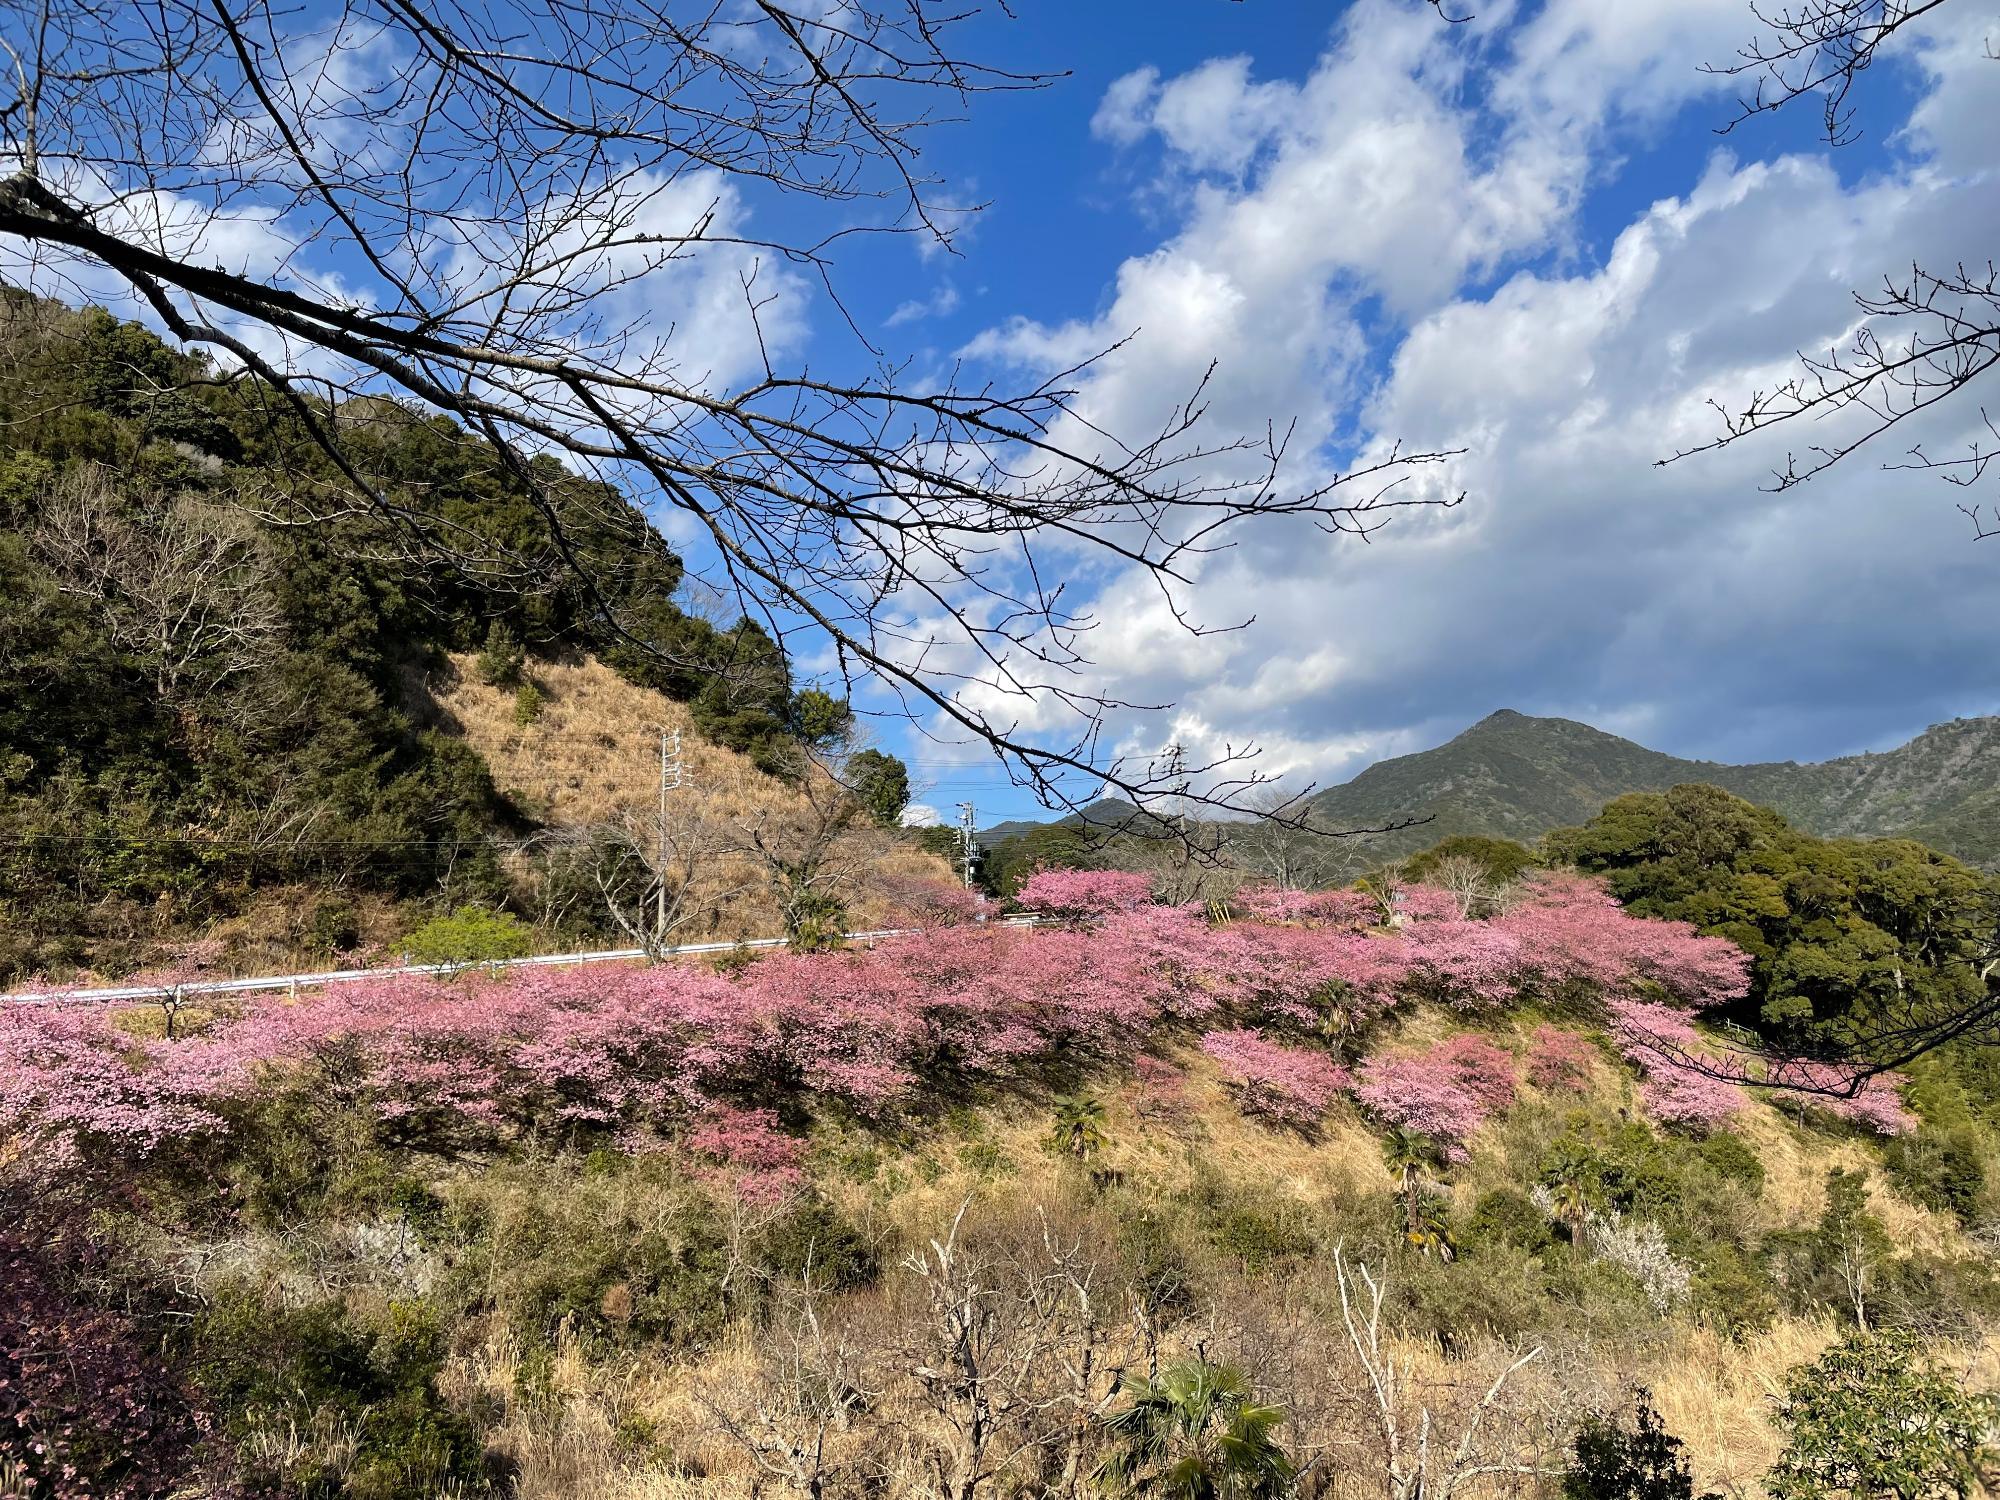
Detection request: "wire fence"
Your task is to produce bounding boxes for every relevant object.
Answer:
[0,916,1041,1008]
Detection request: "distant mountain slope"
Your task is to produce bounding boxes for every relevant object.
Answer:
[980,798,1151,845]
[1307,710,2000,866]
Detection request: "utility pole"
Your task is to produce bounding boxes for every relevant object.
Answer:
[956,800,979,889]
[656,728,686,943]
[1163,741,1189,840]
[1163,741,1195,904]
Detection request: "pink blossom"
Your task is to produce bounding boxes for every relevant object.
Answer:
[1353,1034,1518,1159]
[1200,1028,1349,1126]
[1773,1062,1917,1136]
[1526,1025,1597,1092]
[872,875,992,928]
[1608,999,1748,1131]
[1402,919,1524,1008]
[0,868,1770,1178]
[689,1106,808,1204]
[1232,885,1378,929]
[1497,874,1751,1010]
[1013,868,1156,922]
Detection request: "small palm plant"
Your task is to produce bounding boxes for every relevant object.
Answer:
[1051,1092,1109,1162]
[1540,1140,1601,1255]
[1383,1126,1445,1245]
[1096,1360,1295,1500]
[1405,1189,1458,1262]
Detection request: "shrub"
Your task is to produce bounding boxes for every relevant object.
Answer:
[1766,1330,1997,1500]
[1883,1126,1987,1223]
[401,906,533,967]
[194,1285,488,1500]
[446,1159,733,1350]
[1192,1178,1316,1273]
[512,680,544,726]
[1693,1131,1765,1193]
[1466,1187,1555,1255]
[223,1055,396,1227]
[1689,1241,1777,1337]
[1565,1389,1714,1500]
[474,620,524,687]
[756,1198,877,1291]
[0,1213,220,1498]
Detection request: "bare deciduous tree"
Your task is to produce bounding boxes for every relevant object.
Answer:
[706,1282,883,1500]
[894,1200,1128,1500]
[732,753,874,947]
[1226,783,1365,892]
[31,465,281,718]
[0,0,1461,828]
[530,804,740,957]
[1332,1244,1546,1500]
[1425,852,1494,920]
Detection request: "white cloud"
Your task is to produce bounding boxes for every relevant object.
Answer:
[886,281,962,327]
[956,1,1999,790]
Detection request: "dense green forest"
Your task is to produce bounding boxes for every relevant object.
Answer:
[0,294,815,982]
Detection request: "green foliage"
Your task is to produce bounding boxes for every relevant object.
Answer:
[846,747,912,828]
[475,620,526,688]
[1692,1131,1765,1193]
[788,687,852,746]
[1766,1329,1997,1500]
[1548,784,1998,1059]
[402,906,534,967]
[1465,1188,1555,1255]
[1689,1241,1778,1337]
[1407,834,1540,886]
[981,821,1097,898]
[194,1284,487,1499]
[1190,1177,1316,1274]
[1096,1360,1294,1500]
[755,1198,878,1292]
[512,679,545,725]
[1763,1170,1891,1326]
[1883,1127,1989,1223]
[1049,1092,1110,1162]
[1565,1389,1715,1500]
[0,296,826,981]
[445,1160,733,1350]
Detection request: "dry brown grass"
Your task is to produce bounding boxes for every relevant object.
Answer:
[426,652,953,941]
[448,1322,754,1499]
[1735,1100,1967,1254]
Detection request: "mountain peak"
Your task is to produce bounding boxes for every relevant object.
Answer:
[1311,711,2000,868]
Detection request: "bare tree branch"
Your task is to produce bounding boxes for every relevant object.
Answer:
[0,0,1464,834]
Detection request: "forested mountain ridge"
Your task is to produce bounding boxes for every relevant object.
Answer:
[1306,709,2000,867]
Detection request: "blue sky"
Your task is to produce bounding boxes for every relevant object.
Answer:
[813,0,1999,826]
[11,0,1994,829]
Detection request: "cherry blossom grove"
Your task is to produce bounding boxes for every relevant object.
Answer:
[0,871,1911,1180]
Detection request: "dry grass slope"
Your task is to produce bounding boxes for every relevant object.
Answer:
[426,1035,1998,1500]
[427,653,954,940]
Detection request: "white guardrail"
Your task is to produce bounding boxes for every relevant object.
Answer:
[1,915,1040,1007]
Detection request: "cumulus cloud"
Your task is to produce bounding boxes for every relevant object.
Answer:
[957,1,1999,789]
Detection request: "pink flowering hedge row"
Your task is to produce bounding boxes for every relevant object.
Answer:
[0,868,1911,1176]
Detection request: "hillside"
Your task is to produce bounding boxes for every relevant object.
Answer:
[1307,709,2000,866]
[0,294,916,982]
[5,872,1997,1499]
[428,653,953,939]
